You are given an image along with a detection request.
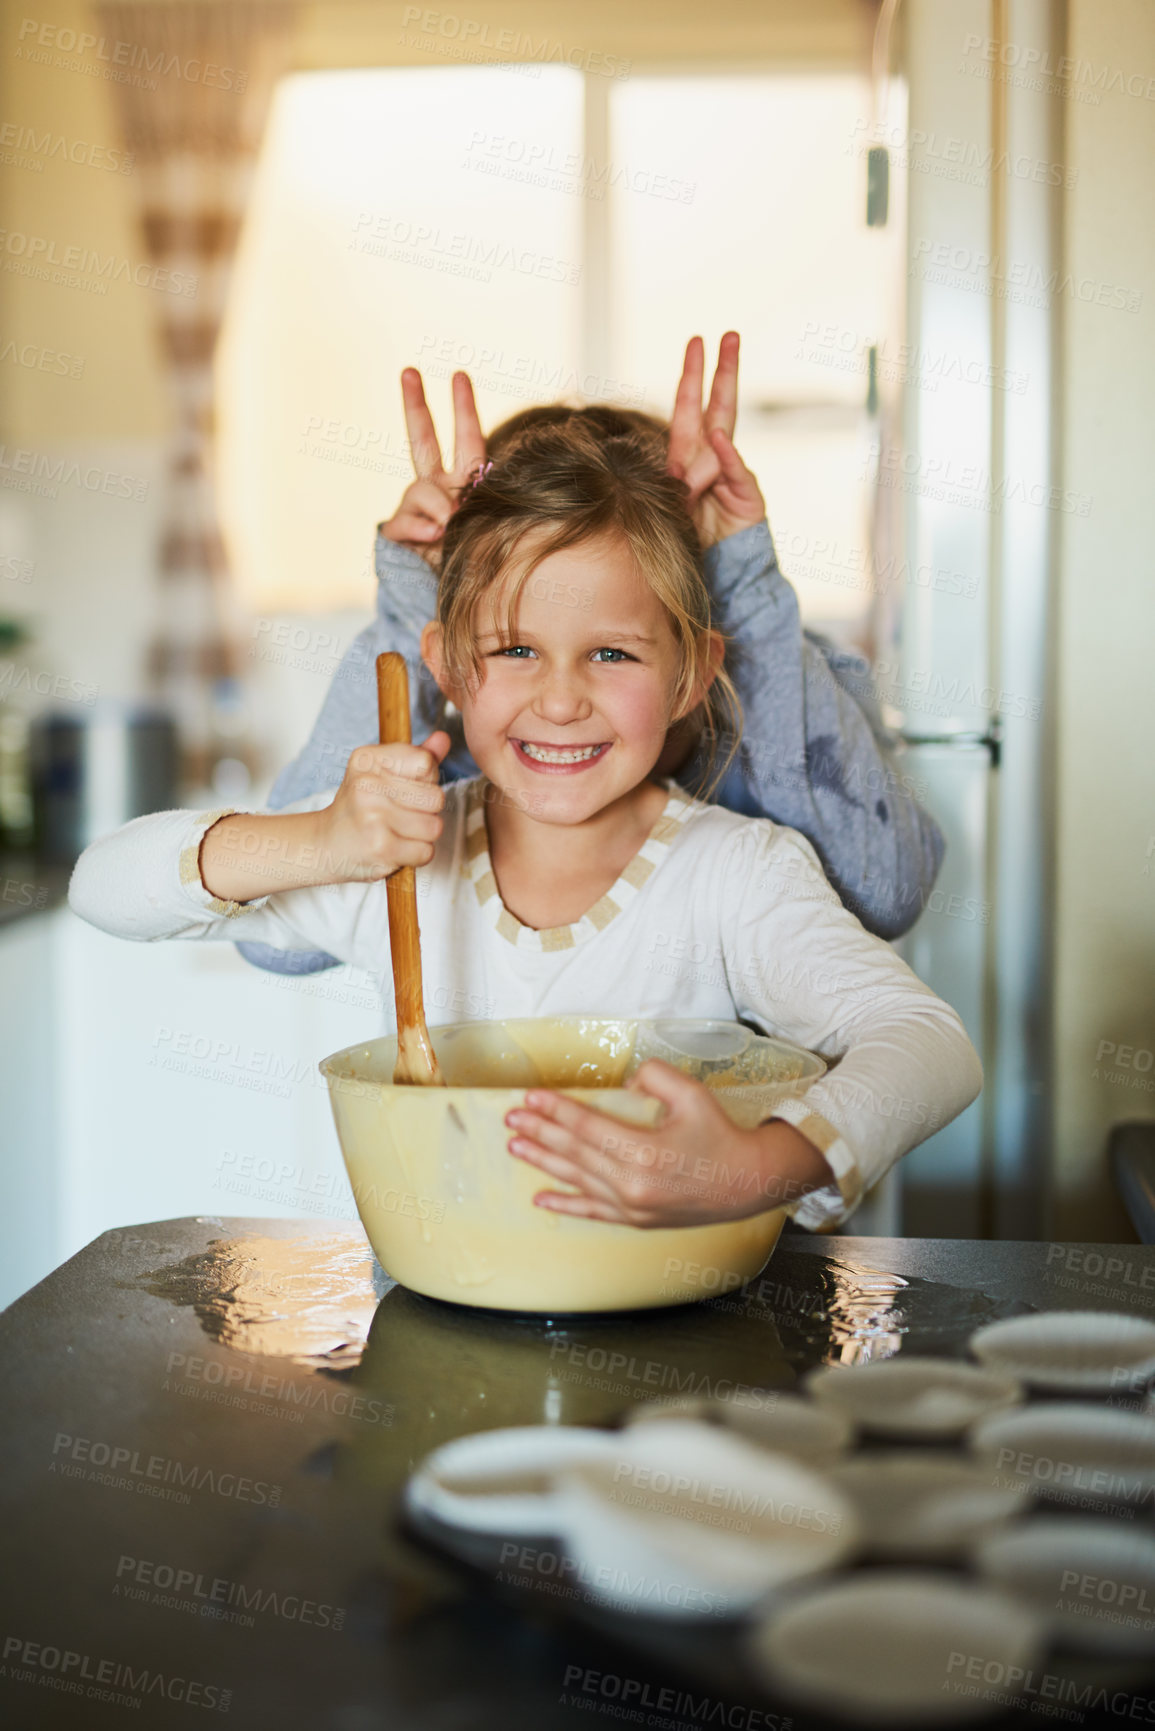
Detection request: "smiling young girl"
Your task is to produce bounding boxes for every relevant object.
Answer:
[69,418,981,1233]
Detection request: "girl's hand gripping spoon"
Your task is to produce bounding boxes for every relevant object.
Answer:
[376,652,446,1086]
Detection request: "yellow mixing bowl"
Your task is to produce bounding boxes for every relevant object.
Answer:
[319,1017,826,1315]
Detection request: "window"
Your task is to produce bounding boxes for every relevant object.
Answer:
[219,65,905,632]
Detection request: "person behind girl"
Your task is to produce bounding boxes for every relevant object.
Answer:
[236,335,943,984]
[69,417,980,1232]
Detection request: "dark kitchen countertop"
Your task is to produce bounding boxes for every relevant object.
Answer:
[1,1217,1153,1730]
[0,849,71,928]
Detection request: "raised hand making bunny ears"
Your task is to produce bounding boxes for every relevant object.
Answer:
[383,333,764,560]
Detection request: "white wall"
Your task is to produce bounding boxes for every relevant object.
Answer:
[1053,0,1155,1236]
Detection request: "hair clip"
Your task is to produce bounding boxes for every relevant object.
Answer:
[471,460,494,487]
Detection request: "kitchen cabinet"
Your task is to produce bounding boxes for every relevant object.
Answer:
[0,905,378,1307]
[0,912,61,1305]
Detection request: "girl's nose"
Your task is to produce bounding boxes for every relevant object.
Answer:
[532,669,593,725]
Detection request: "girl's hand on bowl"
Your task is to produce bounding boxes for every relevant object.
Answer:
[505,1059,833,1228]
[318,731,452,882]
[380,368,486,567]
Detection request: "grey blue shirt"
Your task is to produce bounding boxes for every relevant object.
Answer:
[236,521,943,974]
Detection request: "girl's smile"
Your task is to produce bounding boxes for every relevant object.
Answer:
[511,739,611,772]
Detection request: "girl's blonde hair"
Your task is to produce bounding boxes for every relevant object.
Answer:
[437,406,741,797]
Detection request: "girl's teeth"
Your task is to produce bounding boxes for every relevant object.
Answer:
[520,743,602,764]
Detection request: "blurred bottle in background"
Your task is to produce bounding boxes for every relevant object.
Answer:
[29,704,180,865]
[0,711,34,851]
[0,617,34,851]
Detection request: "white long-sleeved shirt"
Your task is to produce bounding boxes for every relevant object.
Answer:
[68,777,982,1230]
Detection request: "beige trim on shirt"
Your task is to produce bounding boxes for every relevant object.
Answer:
[463,778,696,950]
[178,808,247,918]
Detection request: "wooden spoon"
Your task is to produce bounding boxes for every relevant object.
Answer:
[376,652,445,1086]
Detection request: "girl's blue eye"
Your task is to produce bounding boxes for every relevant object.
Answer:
[489,645,633,662]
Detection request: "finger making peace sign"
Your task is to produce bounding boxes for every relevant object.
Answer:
[667,331,766,547]
[379,368,487,564]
